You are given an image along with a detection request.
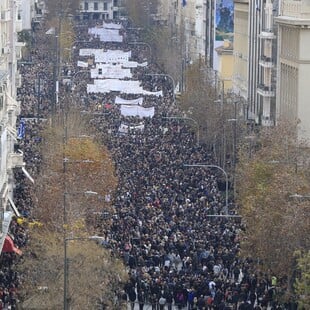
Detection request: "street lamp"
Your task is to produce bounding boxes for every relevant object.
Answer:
[63,191,100,309]
[128,41,152,61]
[64,235,105,310]
[63,190,99,229]
[226,118,238,199]
[163,116,200,146]
[184,164,230,215]
[289,193,310,199]
[145,73,176,102]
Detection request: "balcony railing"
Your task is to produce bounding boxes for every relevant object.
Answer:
[8,152,24,169]
[257,85,275,97]
[259,31,276,39]
[259,56,274,68]
[281,1,310,19]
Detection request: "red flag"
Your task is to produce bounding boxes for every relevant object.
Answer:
[2,235,22,255]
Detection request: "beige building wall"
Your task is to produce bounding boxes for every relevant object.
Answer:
[232,1,249,99]
[158,0,206,63]
[276,0,310,143]
[0,0,25,246]
[216,40,234,92]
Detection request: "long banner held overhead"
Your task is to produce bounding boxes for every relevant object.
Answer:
[115,96,143,105]
[120,105,155,118]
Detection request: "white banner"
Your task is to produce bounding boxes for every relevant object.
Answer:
[79,48,102,57]
[120,105,155,118]
[95,50,132,64]
[87,79,163,96]
[88,27,123,42]
[119,123,145,133]
[91,64,132,79]
[122,61,148,68]
[115,96,143,105]
[77,61,88,68]
[102,21,123,29]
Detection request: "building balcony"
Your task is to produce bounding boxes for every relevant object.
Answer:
[257,85,275,97]
[8,152,24,169]
[281,1,310,19]
[259,31,276,39]
[259,56,274,68]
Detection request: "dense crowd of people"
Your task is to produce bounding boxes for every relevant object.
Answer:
[0,13,293,310]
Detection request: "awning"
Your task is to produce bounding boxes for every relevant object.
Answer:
[22,166,34,184]
[8,196,21,218]
[3,235,22,255]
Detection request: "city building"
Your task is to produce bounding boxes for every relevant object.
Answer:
[157,0,235,93]
[232,0,278,124]
[215,40,234,93]
[0,0,30,251]
[275,0,310,142]
[257,0,277,126]
[232,0,249,101]
[78,0,123,20]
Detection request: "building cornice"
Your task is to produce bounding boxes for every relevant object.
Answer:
[275,16,310,27]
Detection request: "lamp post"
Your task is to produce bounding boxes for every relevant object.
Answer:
[63,191,100,310]
[163,116,200,146]
[226,118,238,199]
[288,193,310,200]
[63,190,99,229]
[184,164,230,215]
[128,41,152,61]
[145,73,176,102]
[64,235,105,310]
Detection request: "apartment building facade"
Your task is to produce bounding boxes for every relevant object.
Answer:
[0,0,30,251]
[78,0,123,20]
[275,0,310,142]
[232,0,278,124]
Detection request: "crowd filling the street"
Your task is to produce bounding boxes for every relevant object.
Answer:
[0,13,298,310]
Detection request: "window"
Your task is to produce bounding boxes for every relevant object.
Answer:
[84,2,88,10]
[104,2,108,10]
[94,2,98,10]
[98,68,102,75]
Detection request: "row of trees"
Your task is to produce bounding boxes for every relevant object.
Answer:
[236,123,310,303]
[18,109,128,309]
[18,3,129,304]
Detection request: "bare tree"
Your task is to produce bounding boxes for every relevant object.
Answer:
[18,109,127,309]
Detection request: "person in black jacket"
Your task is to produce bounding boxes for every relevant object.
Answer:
[137,289,146,310]
[127,286,136,310]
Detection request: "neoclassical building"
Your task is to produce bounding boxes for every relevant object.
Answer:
[275,0,310,142]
